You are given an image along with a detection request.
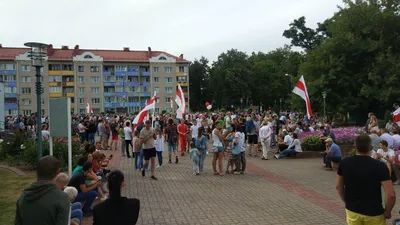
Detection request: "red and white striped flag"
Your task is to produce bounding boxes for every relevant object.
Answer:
[292,75,313,119]
[133,92,156,125]
[86,102,93,114]
[175,84,186,118]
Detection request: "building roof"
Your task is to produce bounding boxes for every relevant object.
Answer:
[0,45,189,63]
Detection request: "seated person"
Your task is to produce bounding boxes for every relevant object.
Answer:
[95,141,103,151]
[67,162,103,217]
[274,133,302,159]
[93,170,140,225]
[375,140,395,176]
[322,138,342,171]
[278,130,292,152]
[73,157,86,176]
[64,186,83,225]
[54,172,69,190]
[84,143,96,155]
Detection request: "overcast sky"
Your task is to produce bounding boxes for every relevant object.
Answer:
[0,0,343,62]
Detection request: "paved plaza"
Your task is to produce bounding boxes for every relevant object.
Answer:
[83,149,400,225]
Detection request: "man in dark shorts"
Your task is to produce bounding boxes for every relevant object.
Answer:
[109,117,119,151]
[246,115,259,157]
[139,120,157,180]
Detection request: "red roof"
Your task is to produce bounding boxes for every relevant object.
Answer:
[0,45,189,63]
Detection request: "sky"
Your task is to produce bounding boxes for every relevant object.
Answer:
[0,0,344,62]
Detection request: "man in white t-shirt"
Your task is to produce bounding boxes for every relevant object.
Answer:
[235,124,246,174]
[123,121,133,158]
[190,119,199,142]
[391,129,400,148]
[376,140,395,179]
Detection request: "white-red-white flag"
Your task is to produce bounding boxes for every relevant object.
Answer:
[292,75,313,119]
[175,84,186,118]
[133,92,156,125]
[86,103,93,114]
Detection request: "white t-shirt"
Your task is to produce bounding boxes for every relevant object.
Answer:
[124,127,132,140]
[235,132,245,152]
[42,130,50,141]
[392,134,400,147]
[376,148,395,163]
[78,123,85,133]
[190,125,199,138]
[155,135,164,152]
[283,135,293,145]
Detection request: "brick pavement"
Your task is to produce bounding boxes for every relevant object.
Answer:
[81,149,400,225]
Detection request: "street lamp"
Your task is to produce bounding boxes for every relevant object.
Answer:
[322,91,327,122]
[24,42,48,161]
[279,98,282,112]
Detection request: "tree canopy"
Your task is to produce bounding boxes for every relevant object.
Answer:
[189,0,400,119]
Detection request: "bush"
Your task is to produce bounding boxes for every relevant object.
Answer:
[301,135,322,152]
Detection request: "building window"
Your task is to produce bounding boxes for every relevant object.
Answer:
[159,56,167,60]
[79,87,84,94]
[49,87,62,93]
[128,65,138,72]
[153,77,159,83]
[49,64,61,71]
[6,64,16,70]
[49,76,62,82]
[156,97,160,103]
[153,67,159,72]
[78,76,84,83]
[165,77,173,83]
[179,66,184,72]
[165,67,172,73]
[21,76,32,83]
[21,65,30,72]
[79,98,85,104]
[116,87,124,92]
[165,87,172,93]
[4,75,16,81]
[62,64,73,71]
[78,66,84,72]
[84,55,93,59]
[91,98,100,104]
[116,76,125,82]
[22,110,32,115]
[165,97,171,103]
[177,76,187,82]
[21,87,31,94]
[91,87,100,93]
[90,76,99,83]
[41,99,45,105]
[23,99,32,105]
[116,65,127,71]
[154,88,159,94]
[90,66,99,72]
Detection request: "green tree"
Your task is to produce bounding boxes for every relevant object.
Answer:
[189,57,210,111]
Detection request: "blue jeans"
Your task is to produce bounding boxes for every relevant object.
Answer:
[73,191,97,212]
[323,154,342,168]
[279,149,297,158]
[71,202,82,224]
[157,151,163,166]
[198,150,207,171]
[79,133,86,143]
[134,152,141,169]
[88,133,95,144]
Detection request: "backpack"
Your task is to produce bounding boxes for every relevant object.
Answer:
[167,125,178,142]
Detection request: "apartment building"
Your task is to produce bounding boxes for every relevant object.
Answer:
[0,44,189,116]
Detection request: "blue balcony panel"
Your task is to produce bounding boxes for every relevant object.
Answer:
[104,103,113,108]
[115,82,127,86]
[116,92,127,97]
[127,71,138,76]
[142,92,151,97]
[103,82,115,86]
[5,93,17,98]
[7,81,17,87]
[6,70,16,75]
[104,92,114,97]
[127,102,140,107]
[141,71,150,76]
[142,82,150,87]
[103,71,111,76]
[5,103,17,109]
[128,82,139,86]
[115,71,127,76]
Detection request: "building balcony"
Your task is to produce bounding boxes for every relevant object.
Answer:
[128,82,139,86]
[177,81,188,86]
[104,103,114,108]
[49,71,62,75]
[141,82,150,87]
[71,103,75,108]
[63,81,75,86]
[141,71,150,76]
[115,71,126,76]
[127,102,140,107]
[115,82,127,86]
[5,103,17,109]
[63,93,75,97]
[103,71,113,76]
[116,92,127,97]
[49,82,61,87]
[127,71,139,76]
[104,92,114,97]
[49,92,62,98]
[104,82,115,86]
[62,71,74,76]
[176,72,185,76]
[5,93,17,98]
[142,92,151,97]
[6,81,17,87]
[1,70,17,75]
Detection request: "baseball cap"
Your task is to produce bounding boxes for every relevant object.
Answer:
[325,138,333,142]
[82,162,92,171]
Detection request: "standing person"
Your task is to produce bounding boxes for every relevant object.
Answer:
[87,119,97,144]
[123,121,132,158]
[194,127,208,173]
[98,119,106,149]
[132,131,141,170]
[15,156,70,225]
[259,118,273,160]
[246,115,259,157]
[190,119,199,143]
[110,117,119,151]
[78,121,87,143]
[164,119,179,164]
[177,119,188,156]
[235,124,246,174]
[41,124,50,141]
[155,129,164,168]
[189,142,200,175]
[93,170,140,225]
[336,134,396,224]
[212,123,225,176]
[139,120,157,180]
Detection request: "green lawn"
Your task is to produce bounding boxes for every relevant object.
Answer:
[0,169,35,225]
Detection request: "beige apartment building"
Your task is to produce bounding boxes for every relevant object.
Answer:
[0,44,189,116]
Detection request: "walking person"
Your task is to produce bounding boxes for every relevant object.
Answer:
[123,121,133,158]
[189,142,200,175]
[235,124,246,174]
[259,118,273,160]
[140,120,157,180]
[132,131,141,170]
[212,123,225,176]
[155,129,164,168]
[164,119,179,164]
[110,117,119,151]
[194,127,208,173]
[336,134,396,224]
[177,119,188,156]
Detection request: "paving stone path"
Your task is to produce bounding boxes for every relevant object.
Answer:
[82,149,400,225]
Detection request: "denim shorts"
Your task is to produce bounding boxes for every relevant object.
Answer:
[168,141,177,152]
[217,146,224,153]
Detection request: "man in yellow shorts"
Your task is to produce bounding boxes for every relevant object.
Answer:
[336,134,396,225]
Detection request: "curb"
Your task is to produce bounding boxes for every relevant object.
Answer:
[0,165,27,176]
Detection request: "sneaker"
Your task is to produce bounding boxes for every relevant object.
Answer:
[274,154,279,159]
[196,173,200,175]
[141,169,145,177]
[156,165,161,168]
[394,181,400,185]
[100,194,108,201]
[175,157,179,164]
[169,159,172,163]
[234,171,241,175]
[150,175,158,180]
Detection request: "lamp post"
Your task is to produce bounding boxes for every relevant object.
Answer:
[322,91,327,122]
[24,42,48,161]
[240,97,243,110]
[279,98,282,112]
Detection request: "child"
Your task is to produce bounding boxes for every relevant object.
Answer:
[189,142,200,175]
[225,130,235,174]
[132,131,141,170]
[118,125,126,156]
[155,129,164,168]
